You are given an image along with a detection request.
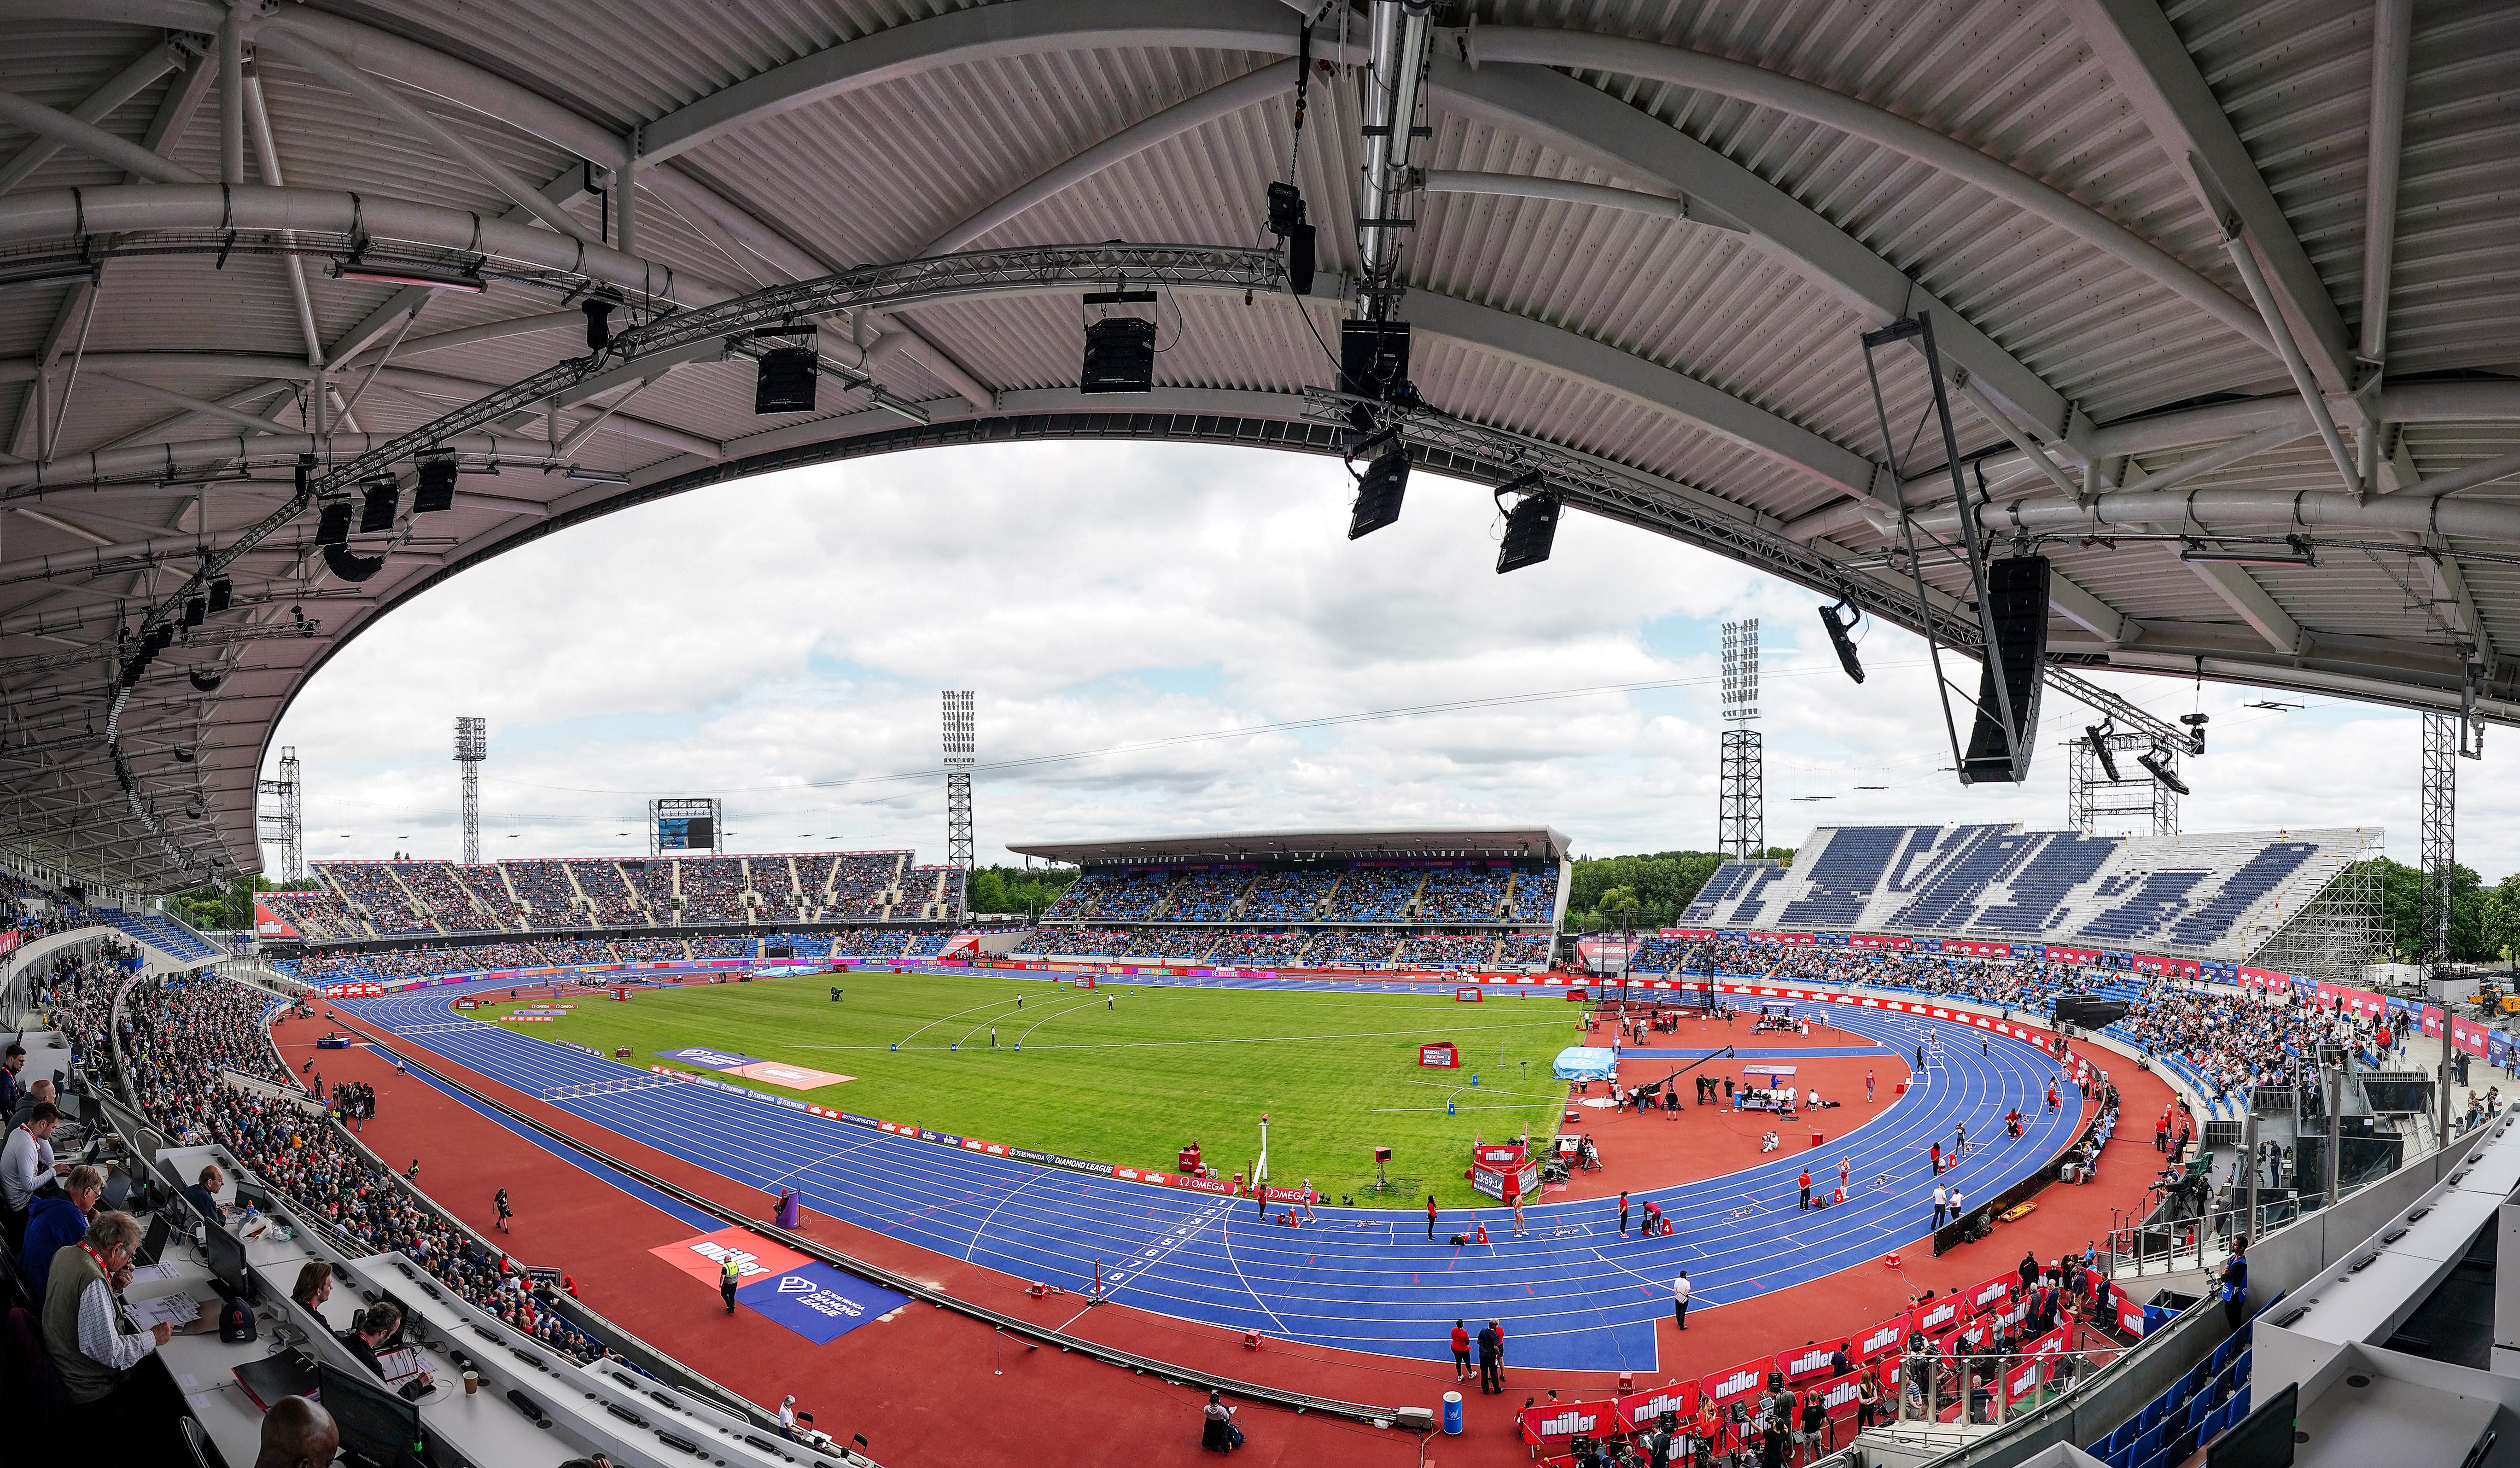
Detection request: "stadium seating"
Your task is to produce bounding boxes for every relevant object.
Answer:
[749,856,806,923]
[100,909,217,961]
[390,861,507,933]
[1239,869,1336,922]
[1415,868,1509,922]
[672,856,749,924]
[565,859,647,926]
[1396,933,1499,967]
[261,889,372,941]
[451,863,522,926]
[1307,930,1400,965]
[505,860,583,928]
[316,863,438,935]
[1165,869,1253,921]
[1505,865,1562,923]
[1675,825,2363,958]
[1324,868,1422,921]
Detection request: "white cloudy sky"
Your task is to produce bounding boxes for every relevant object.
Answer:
[265,440,2520,878]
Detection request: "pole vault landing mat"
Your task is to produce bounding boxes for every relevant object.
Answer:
[736,1262,907,1344]
[649,1227,906,1344]
[722,1060,853,1090]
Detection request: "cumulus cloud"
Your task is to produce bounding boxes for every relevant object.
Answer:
[268,440,2513,875]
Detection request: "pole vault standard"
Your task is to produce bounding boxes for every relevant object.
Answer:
[1253,1112,1271,1218]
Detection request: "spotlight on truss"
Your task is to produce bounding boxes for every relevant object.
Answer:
[2136,740,2188,795]
[2083,722,2120,782]
[1494,472,1559,574]
[2180,711,2210,754]
[1818,598,1865,682]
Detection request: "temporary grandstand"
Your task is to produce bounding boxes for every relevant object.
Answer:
[253,850,960,949]
[1677,825,2381,966]
[1003,827,1569,970]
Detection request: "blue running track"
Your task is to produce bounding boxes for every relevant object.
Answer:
[341,977,2080,1372]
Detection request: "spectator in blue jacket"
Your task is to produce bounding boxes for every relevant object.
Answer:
[21,1165,104,1304]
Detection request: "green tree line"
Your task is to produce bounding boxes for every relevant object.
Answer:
[2360,857,2520,966]
[964,864,1080,917]
[1561,848,1793,932]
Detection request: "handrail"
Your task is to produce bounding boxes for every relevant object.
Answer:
[340,1015,1417,1430]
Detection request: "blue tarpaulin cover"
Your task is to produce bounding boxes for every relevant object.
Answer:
[1553,1046,1619,1082]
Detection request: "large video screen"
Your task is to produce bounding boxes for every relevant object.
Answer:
[657,816,714,851]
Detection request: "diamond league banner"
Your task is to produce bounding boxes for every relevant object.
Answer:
[735,1261,908,1346]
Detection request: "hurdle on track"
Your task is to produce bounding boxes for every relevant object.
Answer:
[541,1077,687,1101]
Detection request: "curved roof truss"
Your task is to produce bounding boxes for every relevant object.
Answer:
[0,0,2510,894]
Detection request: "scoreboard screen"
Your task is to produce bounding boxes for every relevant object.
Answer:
[657,816,714,851]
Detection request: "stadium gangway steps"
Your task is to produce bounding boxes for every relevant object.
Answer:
[542,1076,689,1102]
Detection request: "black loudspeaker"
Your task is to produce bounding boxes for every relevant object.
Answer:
[359,479,398,533]
[1079,316,1156,394]
[2053,996,2130,1030]
[412,458,457,513]
[1960,555,2050,783]
[1287,222,1316,297]
[1348,449,1408,539]
[1340,320,1411,399]
[182,595,206,628]
[754,346,819,414]
[206,577,232,613]
[322,543,386,583]
[1496,491,1561,574]
[313,500,353,546]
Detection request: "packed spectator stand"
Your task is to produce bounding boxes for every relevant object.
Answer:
[16,950,620,1391]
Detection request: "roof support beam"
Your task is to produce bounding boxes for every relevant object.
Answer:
[0,40,185,196]
[2357,0,2414,488]
[1466,28,2271,357]
[2059,0,2352,394]
[252,30,588,242]
[1429,58,2087,456]
[634,0,1308,165]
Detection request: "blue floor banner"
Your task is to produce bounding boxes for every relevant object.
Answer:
[736,1261,909,1345]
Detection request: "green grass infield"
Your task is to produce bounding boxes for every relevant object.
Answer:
[472,972,1582,1208]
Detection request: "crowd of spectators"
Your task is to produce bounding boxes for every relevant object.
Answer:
[1164,870,1250,921]
[1506,868,1561,922]
[260,889,371,942]
[1395,933,1498,966]
[1496,932,1555,965]
[502,861,582,927]
[904,867,963,919]
[1414,868,1509,923]
[40,963,616,1368]
[385,863,501,933]
[749,858,804,923]
[1324,868,1419,922]
[449,864,519,925]
[314,865,435,936]
[1090,871,1176,921]
[1204,932,1309,965]
[1239,870,1335,922]
[557,860,642,927]
[672,858,750,924]
[1307,931,1401,965]
[819,852,906,918]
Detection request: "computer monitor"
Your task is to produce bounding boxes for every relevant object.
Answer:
[2208,1381,2297,1468]
[233,1180,274,1213]
[133,1211,171,1267]
[316,1359,425,1468]
[99,1164,131,1212]
[202,1221,253,1300]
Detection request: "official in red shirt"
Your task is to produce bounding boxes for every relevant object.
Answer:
[1449,1319,1471,1381]
[1799,1169,1813,1210]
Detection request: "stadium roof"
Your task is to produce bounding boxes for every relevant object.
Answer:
[1007,827,1573,865]
[0,1,2514,894]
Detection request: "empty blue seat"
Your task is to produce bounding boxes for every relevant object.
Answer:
[2235,1349,2252,1384]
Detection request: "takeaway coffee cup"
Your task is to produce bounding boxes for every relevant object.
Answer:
[463,1371,478,1396]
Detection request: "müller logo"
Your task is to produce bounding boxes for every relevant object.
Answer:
[1823,1379,1862,1410]
[1785,1348,1831,1377]
[1536,1411,1599,1437]
[1860,1323,1900,1354]
[1712,1369,1760,1400]
[1630,1392,1689,1420]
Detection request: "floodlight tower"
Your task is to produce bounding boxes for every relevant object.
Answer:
[942,691,975,908]
[454,717,486,863]
[1718,619,1763,861]
[257,748,302,885]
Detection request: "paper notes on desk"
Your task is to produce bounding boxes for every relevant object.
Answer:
[131,1291,202,1329]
